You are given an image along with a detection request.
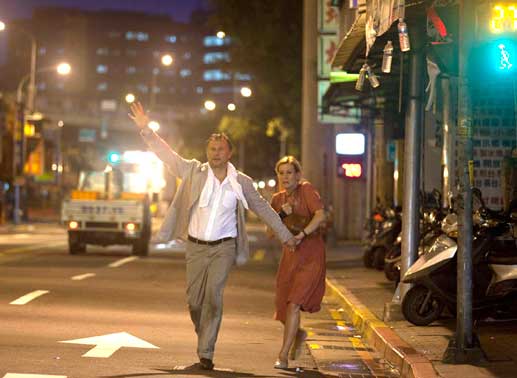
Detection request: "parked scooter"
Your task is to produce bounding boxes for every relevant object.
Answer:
[363,206,402,269]
[384,190,445,282]
[401,189,517,326]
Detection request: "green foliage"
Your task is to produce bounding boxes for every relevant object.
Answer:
[208,0,302,177]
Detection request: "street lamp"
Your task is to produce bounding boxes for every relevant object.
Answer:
[149,53,174,110]
[227,103,236,111]
[125,93,136,104]
[0,20,37,113]
[12,62,71,224]
[148,121,160,132]
[204,100,216,111]
[240,86,252,98]
[216,31,226,39]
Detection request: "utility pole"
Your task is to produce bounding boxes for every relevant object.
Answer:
[384,17,426,320]
[442,0,485,363]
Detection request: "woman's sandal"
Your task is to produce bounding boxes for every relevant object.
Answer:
[274,359,288,369]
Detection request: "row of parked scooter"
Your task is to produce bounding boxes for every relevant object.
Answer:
[362,189,517,326]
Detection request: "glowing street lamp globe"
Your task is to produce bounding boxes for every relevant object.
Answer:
[148,121,160,132]
[125,93,136,103]
[57,62,71,75]
[161,54,173,66]
[204,100,216,111]
[240,86,252,97]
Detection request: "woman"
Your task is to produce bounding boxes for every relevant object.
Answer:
[270,156,326,369]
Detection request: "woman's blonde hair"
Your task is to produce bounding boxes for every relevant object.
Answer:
[275,155,302,174]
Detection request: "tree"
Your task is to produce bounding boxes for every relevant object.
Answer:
[208,0,302,177]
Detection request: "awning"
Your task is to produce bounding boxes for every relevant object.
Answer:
[331,12,366,73]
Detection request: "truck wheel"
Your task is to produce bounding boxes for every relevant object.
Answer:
[402,285,445,326]
[69,233,86,255]
[132,237,149,256]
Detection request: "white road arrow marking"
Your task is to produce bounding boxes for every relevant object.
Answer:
[4,374,67,378]
[108,256,138,268]
[70,273,96,281]
[10,290,49,305]
[60,332,159,358]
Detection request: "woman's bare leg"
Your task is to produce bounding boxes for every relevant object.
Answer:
[278,302,301,361]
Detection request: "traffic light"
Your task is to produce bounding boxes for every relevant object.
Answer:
[108,151,121,164]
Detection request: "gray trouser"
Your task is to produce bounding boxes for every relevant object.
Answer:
[186,239,236,360]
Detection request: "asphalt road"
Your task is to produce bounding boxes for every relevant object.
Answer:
[0,223,319,378]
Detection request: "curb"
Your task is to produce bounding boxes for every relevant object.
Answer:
[325,277,440,378]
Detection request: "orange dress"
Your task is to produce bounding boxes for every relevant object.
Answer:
[271,181,326,322]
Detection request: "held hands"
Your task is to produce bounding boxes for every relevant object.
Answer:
[128,102,150,129]
[284,236,301,252]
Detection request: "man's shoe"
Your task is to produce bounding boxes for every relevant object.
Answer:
[200,358,214,370]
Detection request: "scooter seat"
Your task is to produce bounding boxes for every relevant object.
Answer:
[487,254,517,265]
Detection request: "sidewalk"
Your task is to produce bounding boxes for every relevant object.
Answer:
[319,242,517,378]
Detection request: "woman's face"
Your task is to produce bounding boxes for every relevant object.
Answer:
[277,163,301,191]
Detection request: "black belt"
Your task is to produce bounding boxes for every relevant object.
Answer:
[188,235,234,246]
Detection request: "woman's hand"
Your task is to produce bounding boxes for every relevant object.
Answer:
[281,203,293,215]
[128,102,150,129]
[294,231,305,241]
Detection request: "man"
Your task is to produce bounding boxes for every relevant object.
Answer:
[129,102,297,370]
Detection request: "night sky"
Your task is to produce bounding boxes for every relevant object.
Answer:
[0,0,208,64]
[0,0,207,22]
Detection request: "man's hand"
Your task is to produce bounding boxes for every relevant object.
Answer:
[128,102,150,129]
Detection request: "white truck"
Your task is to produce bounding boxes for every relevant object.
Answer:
[61,151,165,256]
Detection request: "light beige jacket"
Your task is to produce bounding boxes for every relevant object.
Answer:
[141,129,293,265]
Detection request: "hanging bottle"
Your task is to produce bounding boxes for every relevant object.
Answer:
[366,65,380,88]
[398,19,411,52]
[382,41,393,73]
[355,64,367,91]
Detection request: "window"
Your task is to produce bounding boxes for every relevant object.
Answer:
[37,82,46,91]
[165,35,177,43]
[196,86,204,94]
[96,47,109,56]
[97,82,108,91]
[169,87,176,94]
[183,52,192,60]
[137,84,148,93]
[203,69,231,81]
[203,52,230,64]
[126,66,137,74]
[203,36,231,47]
[180,69,192,78]
[56,82,65,90]
[136,32,149,41]
[126,31,149,41]
[209,86,234,94]
[57,48,65,55]
[126,49,137,57]
[234,72,251,81]
[96,65,108,74]
[38,47,46,56]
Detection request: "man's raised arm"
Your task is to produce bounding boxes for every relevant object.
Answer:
[129,102,196,177]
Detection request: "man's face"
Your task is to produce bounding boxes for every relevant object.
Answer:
[206,139,232,169]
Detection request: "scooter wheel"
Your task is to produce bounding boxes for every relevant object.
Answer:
[363,248,375,268]
[402,285,445,326]
[372,247,385,270]
[384,262,399,282]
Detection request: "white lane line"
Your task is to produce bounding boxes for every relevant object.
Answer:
[4,374,67,378]
[71,273,96,281]
[108,256,139,268]
[10,290,50,305]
